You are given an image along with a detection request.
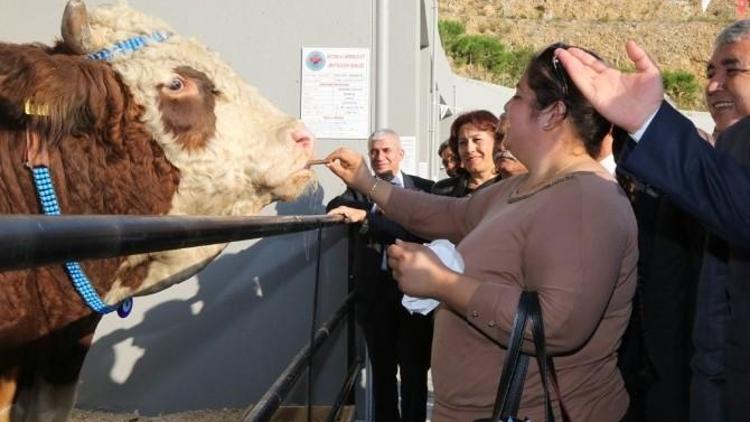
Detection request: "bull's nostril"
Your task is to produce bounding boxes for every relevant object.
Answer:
[291,126,315,155]
[295,135,312,146]
[294,136,312,149]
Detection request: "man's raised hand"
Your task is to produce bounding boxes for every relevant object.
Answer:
[556,41,664,133]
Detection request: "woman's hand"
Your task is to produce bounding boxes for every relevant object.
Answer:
[387,240,451,299]
[555,41,663,133]
[327,206,367,223]
[388,240,480,314]
[325,147,376,193]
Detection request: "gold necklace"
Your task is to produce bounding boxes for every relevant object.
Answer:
[508,159,603,203]
[507,172,584,203]
[519,161,586,192]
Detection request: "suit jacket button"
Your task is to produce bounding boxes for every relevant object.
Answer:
[471,310,479,318]
[487,320,496,327]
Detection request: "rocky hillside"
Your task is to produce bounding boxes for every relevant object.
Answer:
[439,0,740,110]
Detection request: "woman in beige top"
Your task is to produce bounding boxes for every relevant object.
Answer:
[327,43,638,421]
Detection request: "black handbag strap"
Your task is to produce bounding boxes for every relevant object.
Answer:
[490,292,533,420]
[503,355,529,417]
[489,291,571,422]
[528,293,571,422]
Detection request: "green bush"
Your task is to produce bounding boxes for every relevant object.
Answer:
[450,35,507,67]
[438,20,706,111]
[492,47,534,85]
[438,20,465,51]
[662,70,701,110]
[439,19,532,87]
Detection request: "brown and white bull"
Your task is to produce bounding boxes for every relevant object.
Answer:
[0,1,317,420]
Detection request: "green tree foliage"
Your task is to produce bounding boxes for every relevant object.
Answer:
[662,70,702,110]
[451,36,534,79]
[438,19,465,51]
[438,19,533,87]
[451,35,504,67]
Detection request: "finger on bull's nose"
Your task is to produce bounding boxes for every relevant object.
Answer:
[305,158,329,168]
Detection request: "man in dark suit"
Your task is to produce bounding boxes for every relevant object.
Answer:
[618,23,750,421]
[327,129,434,422]
[558,38,750,421]
[679,24,750,421]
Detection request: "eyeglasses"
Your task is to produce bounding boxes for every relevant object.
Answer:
[551,56,569,99]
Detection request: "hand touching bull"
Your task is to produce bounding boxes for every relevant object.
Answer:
[323,149,430,282]
[324,147,479,313]
[325,147,394,207]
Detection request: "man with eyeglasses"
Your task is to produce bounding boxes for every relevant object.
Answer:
[557,22,750,422]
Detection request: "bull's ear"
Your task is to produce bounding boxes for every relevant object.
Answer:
[61,0,93,55]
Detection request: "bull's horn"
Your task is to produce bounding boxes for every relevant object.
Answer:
[61,0,93,54]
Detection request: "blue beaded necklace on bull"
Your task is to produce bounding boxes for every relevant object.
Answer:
[24,31,171,318]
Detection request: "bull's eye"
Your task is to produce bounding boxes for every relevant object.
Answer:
[166,77,184,91]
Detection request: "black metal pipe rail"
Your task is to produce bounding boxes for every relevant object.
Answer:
[0,214,359,419]
[242,293,355,422]
[325,360,362,422]
[0,214,343,271]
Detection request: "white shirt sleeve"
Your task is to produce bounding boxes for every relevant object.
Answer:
[628,109,659,142]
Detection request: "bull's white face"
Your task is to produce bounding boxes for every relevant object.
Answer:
[83,4,315,218]
[60,2,317,301]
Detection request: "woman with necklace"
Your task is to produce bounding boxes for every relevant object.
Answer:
[326,43,637,421]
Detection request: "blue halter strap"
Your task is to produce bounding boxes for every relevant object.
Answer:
[87,30,171,61]
[31,167,133,318]
[30,30,174,316]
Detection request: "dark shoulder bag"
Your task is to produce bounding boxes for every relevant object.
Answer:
[476,291,571,422]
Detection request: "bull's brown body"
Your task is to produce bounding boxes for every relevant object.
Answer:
[0,2,314,420]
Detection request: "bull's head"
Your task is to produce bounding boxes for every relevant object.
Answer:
[54,1,318,299]
[61,0,316,217]
[0,6,321,419]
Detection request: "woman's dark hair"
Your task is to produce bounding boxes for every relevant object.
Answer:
[448,110,500,159]
[437,139,450,155]
[526,42,611,158]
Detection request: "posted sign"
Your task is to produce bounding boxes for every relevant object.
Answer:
[301,48,370,139]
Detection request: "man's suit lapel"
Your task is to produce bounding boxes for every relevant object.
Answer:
[716,116,750,165]
[403,174,420,191]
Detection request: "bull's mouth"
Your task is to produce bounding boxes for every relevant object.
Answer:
[262,152,316,201]
[272,168,315,201]
[291,167,314,179]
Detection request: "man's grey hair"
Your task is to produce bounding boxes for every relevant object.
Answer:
[368,128,401,149]
[715,19,750,48]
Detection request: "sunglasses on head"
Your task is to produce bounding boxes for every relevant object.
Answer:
[551,55,569,99]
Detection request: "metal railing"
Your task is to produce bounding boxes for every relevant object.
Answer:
[242,292,358,422]
[0,214,343,271]
[0,214,359,422]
